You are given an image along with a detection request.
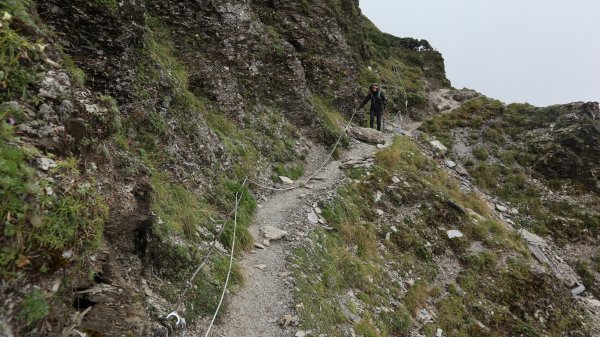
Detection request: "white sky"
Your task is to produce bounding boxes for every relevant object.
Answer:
[359,0,600,106]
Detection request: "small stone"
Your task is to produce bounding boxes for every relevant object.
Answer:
[430,140,448,153]
[447,230,464,239]
[51,278,61,293]
[295,331,307,337]
[279,314,293,328]
[279,176,294,185]
[144,287,153,297]
[37,157,57,171]
[376,143,386,149]
[260,226,288,240]
[374,191,383,203]
[58,100,73,119]
[45,187,54,195]
[38,103,55,119]
[314,207,322,214]
[392,176,401,184]
[255,264,267,270]
[62,250,73,259]
[318,217,326,224]
[254,243,266,250]
[308,211,319,224]
[350,127,385,144]
[385,232,391,241]
[444,160,457,168]
[495,204,508,212]
[85,104,99,114]
[436,328,443,337]
[390,226,398,233]
[262,239,271,247]
[376,209,384,216]
[510,208,519,215]
[454,165,469,176]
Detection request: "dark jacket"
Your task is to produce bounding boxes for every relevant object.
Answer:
[358,91,387,115]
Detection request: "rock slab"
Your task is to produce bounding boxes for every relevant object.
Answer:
[279,176,294,185]
[260,226,288,240]
[350,127,385,144]
[447,230,464,239]
[430,140,448,153]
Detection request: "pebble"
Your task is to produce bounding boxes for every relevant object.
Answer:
[279,176,294,185]
[255,264,267,270]
[307,211,319,224]
[37,157,57,171]
[260,226,289,240]
[392,176,401,184]
[444,160,457,168]
[447,230,464,239]
[495,204,508,212]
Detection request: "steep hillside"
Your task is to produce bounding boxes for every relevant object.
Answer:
[1,0,448,335]
[1,0,598,336]
[420,96,600,294]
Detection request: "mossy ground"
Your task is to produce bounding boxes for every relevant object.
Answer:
[420,97,600,243]
[293,137,588,337]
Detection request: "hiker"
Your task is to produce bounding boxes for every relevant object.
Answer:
[357,83,387,131]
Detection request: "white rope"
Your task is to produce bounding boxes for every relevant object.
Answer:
[164,107,361,335]
[172,208,236,312]
[203,178,246,337]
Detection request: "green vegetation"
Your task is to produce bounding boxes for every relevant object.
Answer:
[294,136,586,336]
[92,0,118,11]
[0,9,41,102]
[312,96,350,154]
[1,122,107,280]
[1,0,38,29]
[420,95,600,242]
[212,179,256,252]
[576,261,600,298]
[61,52,86,87]
[151,241,243,324]
[151,173,216,238]
[272,163,304,181]
[17,289,49,326]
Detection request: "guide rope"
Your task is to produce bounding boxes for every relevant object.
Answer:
[163,108,360,336]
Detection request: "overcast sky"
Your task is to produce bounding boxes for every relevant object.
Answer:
[359,0,600,106]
